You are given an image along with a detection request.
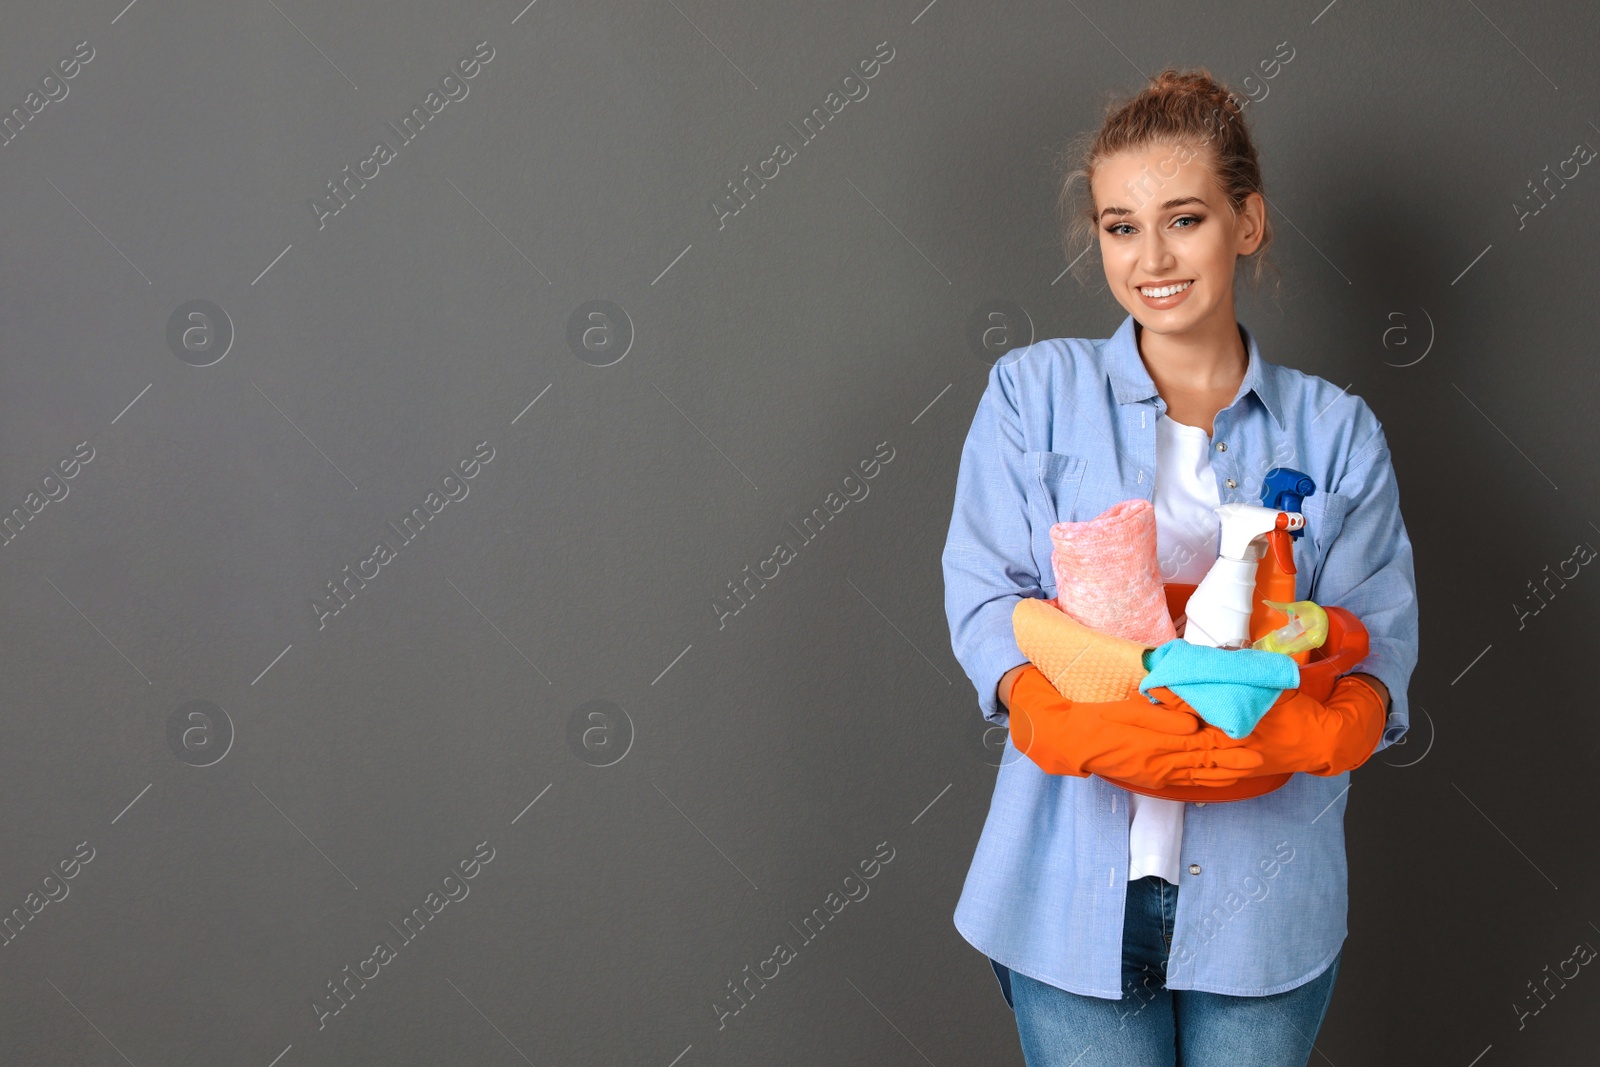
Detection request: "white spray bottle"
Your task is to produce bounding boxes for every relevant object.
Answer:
[1182,502,1305,649]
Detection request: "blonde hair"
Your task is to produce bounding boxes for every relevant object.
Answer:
[1054,67,1279,296]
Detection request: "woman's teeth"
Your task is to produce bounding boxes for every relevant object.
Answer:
[1140,280,1192,298]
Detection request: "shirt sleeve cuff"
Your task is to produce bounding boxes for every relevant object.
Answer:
[1346,651,1409,753]
[972,632,1029,726]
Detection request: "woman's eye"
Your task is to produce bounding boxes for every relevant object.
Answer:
[1105,216,1201,236]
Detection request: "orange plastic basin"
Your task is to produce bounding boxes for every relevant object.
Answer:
[1099,582,1371,803]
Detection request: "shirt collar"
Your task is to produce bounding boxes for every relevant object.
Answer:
[1103,313,1287,430]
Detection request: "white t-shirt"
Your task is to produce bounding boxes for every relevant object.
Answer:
[1127,413,1222,884]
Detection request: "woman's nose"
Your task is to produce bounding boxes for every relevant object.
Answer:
[1140,233,1175,271]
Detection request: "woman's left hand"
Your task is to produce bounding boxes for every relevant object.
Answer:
[1125,677,1389,777]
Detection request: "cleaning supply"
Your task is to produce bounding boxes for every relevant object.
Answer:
[1010,474,1378,802]
[1014,590,1302,743]
[1127,467,1314,739]
[1101,467,1362,801]
[1137,641,1299,739]
[1199,673,1389,777]
[1047,498,1177,647]
[1181,502,1306,649]
[1251,600,1328,655]
[1249,469,1316,656]
[1004,663,1265,788]
[1110,595,1375,797]
[1012,596,1148,702]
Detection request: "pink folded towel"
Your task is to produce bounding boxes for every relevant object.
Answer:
[1048,498,1177,648]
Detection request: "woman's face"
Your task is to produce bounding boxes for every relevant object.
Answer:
[1090,143,1264,337]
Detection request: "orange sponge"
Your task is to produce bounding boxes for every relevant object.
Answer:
[1013,597,1150,702]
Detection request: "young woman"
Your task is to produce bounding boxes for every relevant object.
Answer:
[941,69,1420,1065]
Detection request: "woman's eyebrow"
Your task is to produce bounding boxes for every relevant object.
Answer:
[1098,196,1207,220]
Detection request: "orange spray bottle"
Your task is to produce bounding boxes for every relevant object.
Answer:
[1248,469,1317,666]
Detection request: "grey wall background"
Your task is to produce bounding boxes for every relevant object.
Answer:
[0,0,1596,1063]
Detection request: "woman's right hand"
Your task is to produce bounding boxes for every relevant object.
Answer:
[1006,665,1265,789]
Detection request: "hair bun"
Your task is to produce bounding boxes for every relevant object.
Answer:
[1150,67,1237,112]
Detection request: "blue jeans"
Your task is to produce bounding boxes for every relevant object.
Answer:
[994,875,1340,1066]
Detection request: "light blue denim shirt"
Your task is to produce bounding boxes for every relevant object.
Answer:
[943,312,1419,999]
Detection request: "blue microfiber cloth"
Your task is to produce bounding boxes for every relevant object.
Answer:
[1138,640,1300,739]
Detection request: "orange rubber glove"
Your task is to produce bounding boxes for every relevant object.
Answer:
[1234,674,1388,776]
[1006,664,1265,789]
[1121,674,1389,778]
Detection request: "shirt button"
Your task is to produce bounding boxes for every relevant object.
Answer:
[1216,441,1228,452]
[1224,478,1237,489]
[1188,863,1202,875]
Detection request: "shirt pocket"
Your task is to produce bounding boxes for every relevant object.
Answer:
[1023,450,1087,593]
[1295,490,1352,600]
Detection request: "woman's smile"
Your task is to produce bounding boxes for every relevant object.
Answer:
[1138,278,1195,308]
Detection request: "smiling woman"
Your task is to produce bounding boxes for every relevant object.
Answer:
[1068,85,1275,437]
[942,65,1419,1067]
